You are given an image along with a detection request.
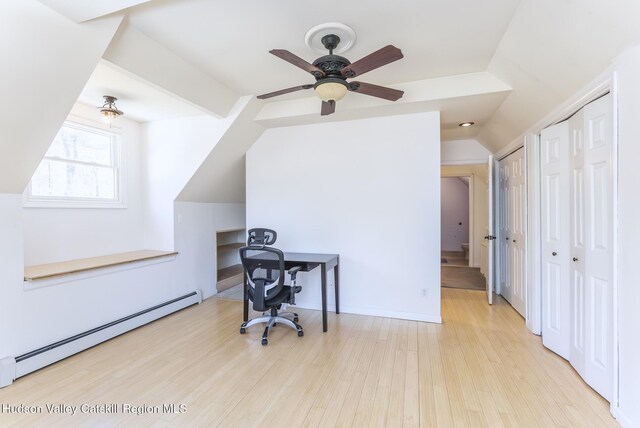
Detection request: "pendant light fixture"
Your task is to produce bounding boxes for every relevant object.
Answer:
[99,95,123,125]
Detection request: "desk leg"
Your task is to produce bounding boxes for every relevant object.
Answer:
[334,263,340,314]
[243,274,249,322]
[321,264,328,332]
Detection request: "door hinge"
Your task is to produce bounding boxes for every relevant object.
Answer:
[484,235,497,240]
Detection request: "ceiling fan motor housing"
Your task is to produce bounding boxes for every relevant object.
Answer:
[312,55,352,80]
[312,34,354,80]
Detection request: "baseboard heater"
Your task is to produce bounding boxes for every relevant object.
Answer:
[0,290,202,388]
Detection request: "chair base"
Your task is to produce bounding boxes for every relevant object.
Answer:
[240,312,303,345]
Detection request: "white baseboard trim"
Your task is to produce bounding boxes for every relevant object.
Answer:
[0,357,16,388]
[293,302,442,324]
[616,408,639,428]
[2,290,202,388]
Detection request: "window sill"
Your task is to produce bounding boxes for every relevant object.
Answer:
[23,199,126,209]
[24,250,178,287]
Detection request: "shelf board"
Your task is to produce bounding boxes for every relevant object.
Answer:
[217,264,244,292]
[217,264,243,281]
[217,242,244,253]
[217,227,245,233]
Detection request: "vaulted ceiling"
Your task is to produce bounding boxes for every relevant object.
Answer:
[37,0,640,152]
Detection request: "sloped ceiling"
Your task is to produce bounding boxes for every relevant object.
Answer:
[28,0,640,160]
[118,0,640,151]
[478,0,640,152]
[37,0,153,23]
[0,2,123,193]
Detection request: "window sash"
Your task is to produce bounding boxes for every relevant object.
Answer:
[26,120,124,208]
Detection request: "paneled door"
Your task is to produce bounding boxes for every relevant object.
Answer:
[486,156,495,304]
[497,158,510,298]
[497,148,526,316]
[582,95,613,401]
[569,109,586,377]
[508,148,526,316]
[540,94,614,401]
[540,121,570,359]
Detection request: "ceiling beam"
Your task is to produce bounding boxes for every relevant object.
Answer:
[103,23,238,119]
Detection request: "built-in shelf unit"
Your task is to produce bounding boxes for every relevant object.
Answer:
[216,227,246,292]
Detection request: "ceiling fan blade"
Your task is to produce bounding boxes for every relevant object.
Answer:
[270,49,325,77]
[257,84,314,99]
[321,100,335,116]
[341,45,403,78]
[348,81,404,101]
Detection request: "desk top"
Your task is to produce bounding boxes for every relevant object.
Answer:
[283,252,338,264]
[284,252,339,271]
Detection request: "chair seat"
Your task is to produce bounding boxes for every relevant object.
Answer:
[249,285,302,307]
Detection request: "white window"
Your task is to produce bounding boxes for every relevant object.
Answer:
[26,121,124,208]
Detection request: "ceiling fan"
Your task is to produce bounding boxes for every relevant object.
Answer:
[257,34,405,116]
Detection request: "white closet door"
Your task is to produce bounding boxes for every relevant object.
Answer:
[509,148,526,316]
[583,95,613,401]
[540,121,570,359]
[498,160,510,297]
[569,109,586,377]
[487,156,495,304]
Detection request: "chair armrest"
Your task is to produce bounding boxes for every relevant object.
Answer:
[288,266,302,304]
[288,266,302,278]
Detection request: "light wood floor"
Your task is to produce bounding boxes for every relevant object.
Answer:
[0,290,618,427]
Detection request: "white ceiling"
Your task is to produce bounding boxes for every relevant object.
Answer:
[127,0,521,97]
[41,0,640,151]
[77,60,206,123]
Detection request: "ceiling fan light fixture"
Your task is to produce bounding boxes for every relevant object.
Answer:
[314,79,348,102]
[99,95,123,124]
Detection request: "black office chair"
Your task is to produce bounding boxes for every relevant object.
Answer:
[239,244,303,345]
[247,228,277,246]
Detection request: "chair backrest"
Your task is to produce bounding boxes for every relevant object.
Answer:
[239,245,285,312]
[247,228,277,246]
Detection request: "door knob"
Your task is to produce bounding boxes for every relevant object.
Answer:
[573,257,578,262]
[552,252,557,256]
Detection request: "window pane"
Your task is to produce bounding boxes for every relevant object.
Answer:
[31,159,116,199]
[46,126,113,166]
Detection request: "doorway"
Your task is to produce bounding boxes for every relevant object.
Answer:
[441,176,470,267]
[440,171,488,292]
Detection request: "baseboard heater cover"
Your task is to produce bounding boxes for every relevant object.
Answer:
[0,290,202,388]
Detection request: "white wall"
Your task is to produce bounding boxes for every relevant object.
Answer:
[441,177,469,251]
[247,112,442,322]
[441,164,488,267]
[613,45,640,428]
[141,114,230,250]
[0,192,186,359]
[0,194,24,358]
[22,103,145,265]
[174,201,245,299]
[441,139,492,165]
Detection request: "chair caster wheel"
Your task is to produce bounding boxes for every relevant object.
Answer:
[240,327,246,334]
[298,330,304,337]
[294,317,299,323]
[261,338,268,346]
